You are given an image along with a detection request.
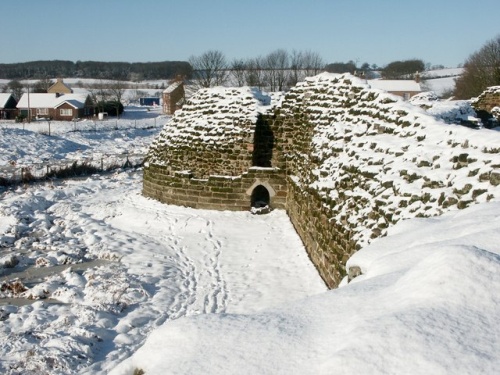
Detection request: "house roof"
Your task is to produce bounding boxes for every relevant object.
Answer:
[0,93,14,108]
[17,93,58,108]
[54,94,89,109]
[47,78,73,93]
[17,93,89,109]
[164,81,183,93]
[368,79,421,92]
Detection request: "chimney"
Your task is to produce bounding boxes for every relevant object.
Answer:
[415,71,420,83]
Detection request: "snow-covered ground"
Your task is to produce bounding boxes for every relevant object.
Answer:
[421,67,463,96]
[1,103,499,374]
[0,106,165,167]
[0,110,327,374]
[112,201,500,375]
[0,171,326,374]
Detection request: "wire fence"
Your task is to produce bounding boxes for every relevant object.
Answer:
[0,152,146,186]
[0,117,164,135]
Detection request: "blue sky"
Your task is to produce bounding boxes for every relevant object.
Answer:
[2,0,499,68]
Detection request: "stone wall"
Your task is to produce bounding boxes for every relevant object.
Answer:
[143,165,287,211]
[144,76,500,289]
[285,178,357,288]
[473,86,500,113]
[472,86,500,125]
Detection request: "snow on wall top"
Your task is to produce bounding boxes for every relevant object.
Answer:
[147,86,274,165]
[280,73,500,247]
[146,72,499,247]
[471,85,500,104]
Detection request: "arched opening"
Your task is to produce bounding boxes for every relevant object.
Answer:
[251,185,270,208]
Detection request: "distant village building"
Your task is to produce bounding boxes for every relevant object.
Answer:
[367,78,422,100]
[139,97,160,106]
[162,81,185,115]
[47,78,73,95]
[0,93,18,119]
[17,93,94,121]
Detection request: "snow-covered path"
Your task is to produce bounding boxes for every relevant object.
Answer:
[0,171,326,374]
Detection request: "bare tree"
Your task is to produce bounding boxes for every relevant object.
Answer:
[230,58,247,87]
[8,80,24,100]
[289,50,305,87]
[109,81,127,118]
[189,50,228,88]
[87,80,110,114]
[454,35,500,99]
[32,77,54,93]
[302,51,325,77]
[289,50,325,86]
[263,49,289,91]
[245,57,265,89]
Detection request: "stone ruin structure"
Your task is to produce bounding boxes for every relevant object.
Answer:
[472,86,500,127]
[144,73,500,288]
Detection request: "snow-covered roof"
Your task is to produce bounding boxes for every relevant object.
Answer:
[17,93,88,109]
[368,79,421,92]
[163,81,183,94]
[0,93,14,108]
[17,93,58,108]
[54,94,89,109]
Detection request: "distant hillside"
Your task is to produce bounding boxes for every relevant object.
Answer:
[0,60,193,81]
[421,68,463,96]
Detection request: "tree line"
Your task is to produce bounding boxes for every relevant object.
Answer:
[2,36,499,101]
[189,49,432,92]
[454,35,500,99]
[0,60,193,81]
[189,49,326,91]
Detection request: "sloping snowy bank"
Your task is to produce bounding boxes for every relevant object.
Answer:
[0,171,326,374]
[111,201,500,375]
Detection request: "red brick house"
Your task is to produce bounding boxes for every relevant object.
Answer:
[53,95,94,120]
[163,81,185,115]
[17,93,94,121]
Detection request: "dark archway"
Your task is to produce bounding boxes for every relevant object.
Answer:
[252,114,274,167]
[251,185,270,208]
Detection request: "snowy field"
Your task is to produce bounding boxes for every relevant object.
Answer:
[0,110,327,374]
[0,106,165,167]
[1,104,500,374]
